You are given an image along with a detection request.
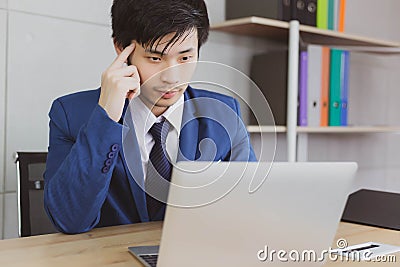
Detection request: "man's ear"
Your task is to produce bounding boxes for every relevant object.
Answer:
[113,39,123,55]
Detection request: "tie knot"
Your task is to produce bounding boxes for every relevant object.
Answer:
[149,121,170,144]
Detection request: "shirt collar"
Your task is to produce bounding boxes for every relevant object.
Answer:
[160,95,184,135]
[129,94,184,136]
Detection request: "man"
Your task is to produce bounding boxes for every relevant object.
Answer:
[44,0,256,234]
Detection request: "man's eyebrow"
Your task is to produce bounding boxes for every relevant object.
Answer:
[144,47,195,55]
[178,48,195,54]
[145,49,163,55]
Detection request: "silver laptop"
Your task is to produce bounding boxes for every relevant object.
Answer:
[129,161,357,267]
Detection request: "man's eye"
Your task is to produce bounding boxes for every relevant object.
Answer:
[149,57,161,62]
[181,56,193,62]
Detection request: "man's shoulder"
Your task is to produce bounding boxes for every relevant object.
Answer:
[50,88,101,129]
[186,86,237,106]
[55,88,100,106]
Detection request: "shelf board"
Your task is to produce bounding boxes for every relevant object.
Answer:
[247,125,286,133]
[211,17,400,48]
[298,126,400,133]
[247,125,400,134]
[211,17,290,42]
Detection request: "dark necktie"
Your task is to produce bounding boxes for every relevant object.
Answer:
[146,120,172,220]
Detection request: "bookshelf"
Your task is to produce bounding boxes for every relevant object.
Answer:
[211,16,400,162]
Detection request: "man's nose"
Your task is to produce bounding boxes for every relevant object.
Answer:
[160,65,180,85]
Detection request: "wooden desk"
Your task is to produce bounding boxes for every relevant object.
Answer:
[0,222,399,266]
[0,222,162,267]
[326,223,400,266]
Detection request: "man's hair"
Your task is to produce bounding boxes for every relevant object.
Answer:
[111,0,210,54]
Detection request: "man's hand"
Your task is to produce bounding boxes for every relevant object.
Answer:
[99,43,140,122]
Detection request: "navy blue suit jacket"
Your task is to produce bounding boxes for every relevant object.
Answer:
[44,86,256,234]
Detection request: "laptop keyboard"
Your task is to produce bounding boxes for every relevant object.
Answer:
[139,254,158,267]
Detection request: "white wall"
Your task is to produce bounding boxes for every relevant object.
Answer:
[0,8,7,240]
[1,0,114,239]
[345,0,400,41]
[8,0,112,25]
[5,11,115,192]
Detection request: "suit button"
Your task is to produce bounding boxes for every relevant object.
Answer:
[107,151,116,159]
[102,166,109,173]
[105,158,112,167]
[111,144,119,152]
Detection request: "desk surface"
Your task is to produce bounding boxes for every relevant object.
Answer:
[0,222,399,267]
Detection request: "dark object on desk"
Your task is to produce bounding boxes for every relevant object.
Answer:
[15,152,58,237]
[341,189,400,231]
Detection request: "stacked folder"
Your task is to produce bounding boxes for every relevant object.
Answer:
[317,0,346,31]
[298,46,350,127]
[249,47,350,127]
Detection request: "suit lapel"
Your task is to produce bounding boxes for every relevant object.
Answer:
[178,90,200,161]
[120,103,150,222]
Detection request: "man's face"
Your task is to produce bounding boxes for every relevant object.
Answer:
[129,29,199,116]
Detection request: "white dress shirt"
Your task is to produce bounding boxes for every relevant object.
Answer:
[128,95,184,180]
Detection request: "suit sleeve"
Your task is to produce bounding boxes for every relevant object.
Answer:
[228,98,257,162]
[44,99,123,234]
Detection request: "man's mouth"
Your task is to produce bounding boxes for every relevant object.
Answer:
[157,89,180,99]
